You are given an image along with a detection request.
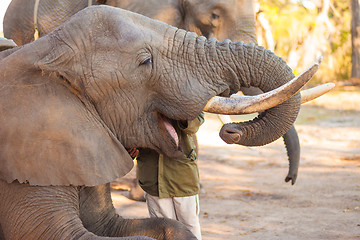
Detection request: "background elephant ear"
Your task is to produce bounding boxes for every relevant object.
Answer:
[0,75,134,186]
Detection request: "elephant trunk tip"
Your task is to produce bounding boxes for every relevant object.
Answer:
[285,174,297,185]
[219,124,243,144]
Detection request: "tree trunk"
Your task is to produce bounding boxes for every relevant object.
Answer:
[351,0,360,80]
[256,11,275,51]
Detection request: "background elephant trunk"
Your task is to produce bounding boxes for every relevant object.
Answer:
[228,15,257,43]
[199,39,301,147]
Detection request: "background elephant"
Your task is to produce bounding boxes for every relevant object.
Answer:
[3,0,300,184]
[3,0,257,44]
[0,5,317,239]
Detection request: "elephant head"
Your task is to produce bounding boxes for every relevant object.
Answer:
[96,0,257,43]
[90,0,307,185]
[181,0,256,42]
[2,0,305,186]
[0,6,318,187]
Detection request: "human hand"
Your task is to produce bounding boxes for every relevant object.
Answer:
[178,120,188,129]
[126,148,139,159]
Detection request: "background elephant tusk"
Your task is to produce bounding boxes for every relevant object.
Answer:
[0,38,17,51]
[300,82,335,104]
[217,114,233,124]
[203,57,322,115]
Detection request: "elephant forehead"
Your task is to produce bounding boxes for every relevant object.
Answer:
[113,22,145,46]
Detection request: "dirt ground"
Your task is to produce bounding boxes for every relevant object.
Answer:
[110,87,360,240]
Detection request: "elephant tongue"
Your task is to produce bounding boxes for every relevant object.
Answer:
[163,119,179,148]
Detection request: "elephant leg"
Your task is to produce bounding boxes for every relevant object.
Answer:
[0,180,146,240]
[79,184,197,240]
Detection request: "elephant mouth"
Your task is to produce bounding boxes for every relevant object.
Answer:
[156,112,180,153]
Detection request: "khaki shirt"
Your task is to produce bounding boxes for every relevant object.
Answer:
[137,113,204,198]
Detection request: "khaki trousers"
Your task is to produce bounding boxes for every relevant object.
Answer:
[145,193,202,240]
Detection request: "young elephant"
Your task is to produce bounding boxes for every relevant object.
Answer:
[0,6,319,240]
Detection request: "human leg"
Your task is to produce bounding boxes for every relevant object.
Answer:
[144,192,177,219]
[173,195,202,240]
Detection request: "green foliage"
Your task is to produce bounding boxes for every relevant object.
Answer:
[257,0,351,82]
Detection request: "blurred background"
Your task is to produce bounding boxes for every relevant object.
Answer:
[0,0,11,34]
[256,0,353,86]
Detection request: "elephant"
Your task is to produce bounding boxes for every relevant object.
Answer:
[98,0,300,184]
[3,0,256,45]
[0,5,323,239]
[97,0,301,185]
[3,0,301,185]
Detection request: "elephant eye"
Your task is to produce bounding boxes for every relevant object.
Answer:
[211,13,219,20]
[140,58,153,66]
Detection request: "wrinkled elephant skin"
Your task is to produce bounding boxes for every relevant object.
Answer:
[0,6,304,239]
[3,0,300,184]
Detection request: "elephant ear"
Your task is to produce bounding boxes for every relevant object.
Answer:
[0,52,134,187]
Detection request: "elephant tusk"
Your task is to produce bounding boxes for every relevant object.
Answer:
[216,83,335,123]
[203,57,324,115]
[300,83,335,104]
[217,114,233,124]
[229,82,335,107]
[0,38,17,51]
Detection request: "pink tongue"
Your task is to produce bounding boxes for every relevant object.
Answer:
[164,119,179,148]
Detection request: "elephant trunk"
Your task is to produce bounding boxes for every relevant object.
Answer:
[200,39,301,147]
[230,15,258,44]
[283,125,300,184]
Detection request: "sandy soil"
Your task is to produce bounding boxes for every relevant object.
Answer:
[111,87,360,240]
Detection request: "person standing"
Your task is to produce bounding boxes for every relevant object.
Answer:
[136,113,204,240]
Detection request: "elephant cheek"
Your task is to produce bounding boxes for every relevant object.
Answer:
[219,124,243,144]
